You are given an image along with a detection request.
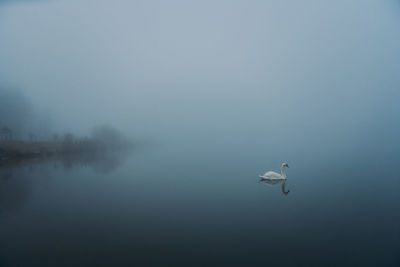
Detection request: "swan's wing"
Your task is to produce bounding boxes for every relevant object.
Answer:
[261,171,282,179]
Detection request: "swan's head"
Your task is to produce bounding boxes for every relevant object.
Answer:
[282,163,289,168]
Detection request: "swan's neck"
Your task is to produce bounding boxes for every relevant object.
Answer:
[281,166,287,178]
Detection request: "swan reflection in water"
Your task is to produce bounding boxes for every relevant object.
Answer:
[259,179,290,196]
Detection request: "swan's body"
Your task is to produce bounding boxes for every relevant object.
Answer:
[259,163,289,180]
[260,171,284,180]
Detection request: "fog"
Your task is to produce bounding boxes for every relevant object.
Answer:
[1,0,400,163]
[2,2,400,265]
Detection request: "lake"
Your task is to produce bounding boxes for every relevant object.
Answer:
[1,0,400,266]
[0,138,399,267]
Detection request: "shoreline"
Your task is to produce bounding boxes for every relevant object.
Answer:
[0,140,132,160]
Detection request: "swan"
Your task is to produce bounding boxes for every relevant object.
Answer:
[259,163,289,180]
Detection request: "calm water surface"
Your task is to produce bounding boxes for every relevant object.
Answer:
[0,140,399,266]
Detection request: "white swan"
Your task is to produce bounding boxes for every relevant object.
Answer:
[259,163,289,180]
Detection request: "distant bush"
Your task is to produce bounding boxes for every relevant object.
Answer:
[90,125,132,150]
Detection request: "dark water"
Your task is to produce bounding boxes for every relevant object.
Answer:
[0,142,399,267]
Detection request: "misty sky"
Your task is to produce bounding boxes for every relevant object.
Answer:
[0,0,400,160]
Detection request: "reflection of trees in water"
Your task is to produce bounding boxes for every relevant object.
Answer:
[0,150,132,215]
[0,169,32,215]
[59,151,131,174]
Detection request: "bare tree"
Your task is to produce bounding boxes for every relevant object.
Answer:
[63,133,74,144]
[28,132,35,142]
[1,126,12,140]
